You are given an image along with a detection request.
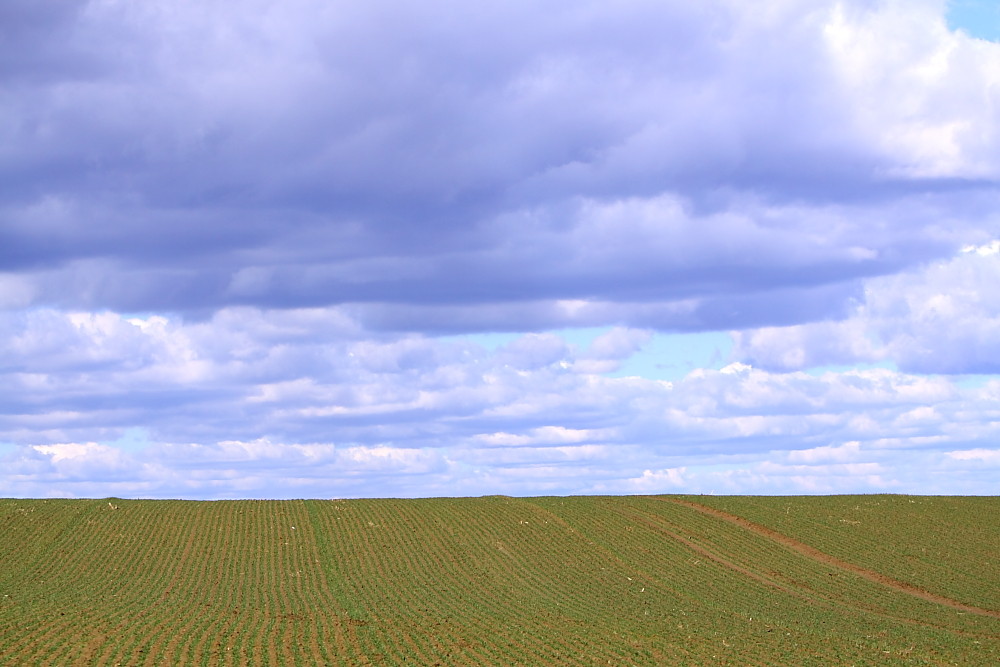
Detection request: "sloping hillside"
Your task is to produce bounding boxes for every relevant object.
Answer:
[1,495,997,665]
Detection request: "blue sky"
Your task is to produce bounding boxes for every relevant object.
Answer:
[948,0,1000,40]
[1,0,999,499]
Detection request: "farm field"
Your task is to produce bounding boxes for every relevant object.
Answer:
[0,495,997,665]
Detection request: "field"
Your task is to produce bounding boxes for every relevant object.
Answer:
[1,495,997,665]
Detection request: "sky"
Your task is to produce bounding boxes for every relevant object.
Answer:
[1,0,999,499]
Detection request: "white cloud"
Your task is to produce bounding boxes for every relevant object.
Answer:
[787,440,863,463]
[2,1,999,498]
[473,427,613,448]
[947,448,1000,463]
[1,306,997,497]
[622,467,688,492]
[962,240,1000,255]
[734,244,1000,374]
[33,442,113,465]
[825,0,1000,178]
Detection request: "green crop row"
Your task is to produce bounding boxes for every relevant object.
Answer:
[0,495,996,665]
[686,494,1000,610]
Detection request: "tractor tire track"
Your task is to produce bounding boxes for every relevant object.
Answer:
[656,496,1000,620]
[618,501,1000,641]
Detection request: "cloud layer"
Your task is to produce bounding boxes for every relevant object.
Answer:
[4,0,998,326]
[2,305,998,497]
[2,0,998,497]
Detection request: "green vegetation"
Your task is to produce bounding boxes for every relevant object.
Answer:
[0,495,997,665]
[689,494,999,610]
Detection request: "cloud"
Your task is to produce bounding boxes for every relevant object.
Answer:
[825,0,1000,179]
[1,307,998,497]
[733,243,1000,373]
[618,467,689,493]
[947,448,1000,464]
[0,0,995,334]
[2,0,998,497]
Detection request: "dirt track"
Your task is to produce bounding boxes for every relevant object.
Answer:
[659,496,1000,620]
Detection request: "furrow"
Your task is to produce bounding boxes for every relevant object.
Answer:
[660,496,1000,620]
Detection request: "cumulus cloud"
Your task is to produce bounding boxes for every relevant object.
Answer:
[826,0,1000,179]
[733,243,1000,373]
[1,307,998,497]
[2,0,998,497]
[0,0,996,331]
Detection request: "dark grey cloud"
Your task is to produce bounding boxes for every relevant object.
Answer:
[0,0,103,84]
[3,0,996,333]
